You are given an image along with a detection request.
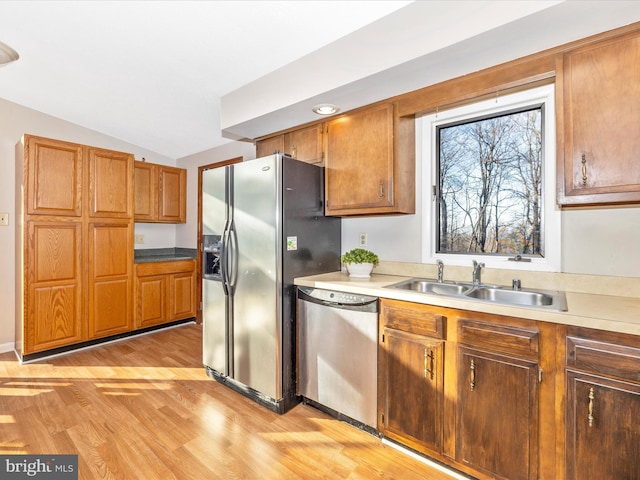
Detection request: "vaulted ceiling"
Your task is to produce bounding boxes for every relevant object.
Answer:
[1,1,639,159]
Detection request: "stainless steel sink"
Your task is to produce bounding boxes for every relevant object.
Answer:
[465,286,556,307]
[389,279,472,296]
[386,278,567,311]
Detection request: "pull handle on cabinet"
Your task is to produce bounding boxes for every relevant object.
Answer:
[588,386,595,427]
[470,358,476,391]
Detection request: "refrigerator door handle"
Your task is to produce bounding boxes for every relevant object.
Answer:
[220,220,231,296]
[227,221,238,296]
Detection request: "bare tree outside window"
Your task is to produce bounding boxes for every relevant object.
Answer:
[436,106,543,258]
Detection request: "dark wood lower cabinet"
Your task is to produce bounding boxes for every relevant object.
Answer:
[566,371,640,480]
[377,300,640,480]
[380,327,443,455]
[456,347,539,480]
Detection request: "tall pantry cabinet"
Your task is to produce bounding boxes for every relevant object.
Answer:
[15,135,134,358]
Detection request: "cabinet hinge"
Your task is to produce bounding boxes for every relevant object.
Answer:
[539,368,543,383]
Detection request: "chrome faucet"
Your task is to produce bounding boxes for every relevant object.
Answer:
[436,260,444,283]
[472,260,484,286]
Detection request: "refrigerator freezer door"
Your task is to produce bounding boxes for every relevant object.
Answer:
[202,166,228,374]
[232,155,279,399]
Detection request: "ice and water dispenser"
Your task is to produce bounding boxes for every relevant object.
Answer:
[202,234,221,280]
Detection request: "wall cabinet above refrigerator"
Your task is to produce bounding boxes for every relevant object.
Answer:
[256,123,325,166]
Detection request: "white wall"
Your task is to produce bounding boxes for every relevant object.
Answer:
[0,97,174,352]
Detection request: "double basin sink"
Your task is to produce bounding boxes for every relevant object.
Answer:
[386,278,568,311]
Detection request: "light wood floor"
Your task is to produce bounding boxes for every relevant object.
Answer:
[0,323,463,479]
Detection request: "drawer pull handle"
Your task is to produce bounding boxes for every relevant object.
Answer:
[379,180,384,198]
[588,387,595,427]
[581,154,588,186]
[470,358,475,391]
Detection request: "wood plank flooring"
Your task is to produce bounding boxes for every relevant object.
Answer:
[0,323,464,479]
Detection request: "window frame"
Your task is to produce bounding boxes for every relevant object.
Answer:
[420,84,561,272]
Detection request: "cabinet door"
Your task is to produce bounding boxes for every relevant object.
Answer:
[88,148,133,218]
[566,370,640,480]
[284,124,324,165]
[168,271,196,320]
[134,162,158,221]
[456,346,539,480]
[158,166,186,223]
[135,274,167,328]
[25,222,84,353]
[380,327,443,454]
[25,136,83,217]
[325,103,394,214]
[88,222,132,338]
[560,32,640,205]
[256,135,284,158]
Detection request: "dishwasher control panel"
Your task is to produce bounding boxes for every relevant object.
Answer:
[298,286,378,310]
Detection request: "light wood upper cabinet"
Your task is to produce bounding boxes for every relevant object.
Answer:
[256,124,324,165]
[25,136,83,217]
[134,162,186,223]
[89,148,134,218]
[133,162,157,221]
[158,166,187,223]
[285,124,324,165]
[324,103,415,216]
[558,30,640,205]
[256,135,284,158]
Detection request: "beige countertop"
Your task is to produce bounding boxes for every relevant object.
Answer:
[295,270,640,336]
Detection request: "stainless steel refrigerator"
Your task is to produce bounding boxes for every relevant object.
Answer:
[201,153,341,413]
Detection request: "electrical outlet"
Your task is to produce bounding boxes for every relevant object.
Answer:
[359,233,367,247]
[134,234,145,244]
[0,213,8,226]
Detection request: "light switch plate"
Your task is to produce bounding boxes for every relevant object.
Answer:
[134,234,144,244]
[0,213,8,226]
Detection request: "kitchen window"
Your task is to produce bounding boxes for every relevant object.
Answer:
[420,84,560,272]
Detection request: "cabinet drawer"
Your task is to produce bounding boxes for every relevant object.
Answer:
[136,259,195,276]
[567,336,640,382]
[380,299,445,339]
[458,318,539,359]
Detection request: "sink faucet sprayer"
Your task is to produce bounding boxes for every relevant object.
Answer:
[472,260,484,286]
[436,260,444,283]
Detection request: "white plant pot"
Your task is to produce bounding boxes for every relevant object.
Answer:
[346,262,374,278]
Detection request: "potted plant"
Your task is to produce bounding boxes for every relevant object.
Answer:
[341,248,379,278]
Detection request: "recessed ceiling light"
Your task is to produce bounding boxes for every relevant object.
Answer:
[312,104,340,115]
[0,40,19,66]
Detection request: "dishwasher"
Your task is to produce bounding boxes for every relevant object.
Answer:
[297,286,379,430]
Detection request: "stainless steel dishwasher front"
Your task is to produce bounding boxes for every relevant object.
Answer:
[297,286,379,429]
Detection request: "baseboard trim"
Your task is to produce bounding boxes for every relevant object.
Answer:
[381,438,475,480]
[18,319,196,364]
[0,342,15,354]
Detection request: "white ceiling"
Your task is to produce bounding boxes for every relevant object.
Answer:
[1,1,639,159]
